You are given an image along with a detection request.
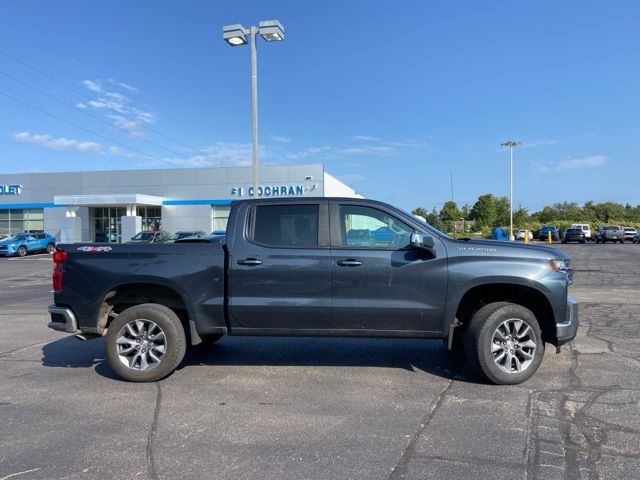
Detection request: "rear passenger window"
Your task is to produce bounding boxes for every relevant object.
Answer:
[252,205,319,247]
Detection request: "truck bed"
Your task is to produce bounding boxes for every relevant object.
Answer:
[53,242,227,336]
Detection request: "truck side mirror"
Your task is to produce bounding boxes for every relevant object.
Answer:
[410,233,435,251]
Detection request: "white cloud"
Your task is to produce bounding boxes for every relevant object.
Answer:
[108,79,139,93]
[352,135,379,141]
[521,139,561,149]
[533,155,607,173]
[339,145,395,155]
[81,78,155,136]
[82,79,103,93]
[284,146,331,160]
[152,142,256,168]
[12,131,103,154]
[108,146,137,158]
[270,134,292,143]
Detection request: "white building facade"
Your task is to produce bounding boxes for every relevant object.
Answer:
[0,164,360,243]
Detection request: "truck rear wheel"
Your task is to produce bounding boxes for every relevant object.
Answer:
[464,302,544,385]
[105,303,186,382]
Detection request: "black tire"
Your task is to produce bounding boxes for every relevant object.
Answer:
[46,243,55,254]
[105,303,187,382]
[464,302,544,385]
[16,246,27,257]
[580,240,586,244]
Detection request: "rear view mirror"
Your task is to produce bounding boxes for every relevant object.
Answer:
[410,233,435,250]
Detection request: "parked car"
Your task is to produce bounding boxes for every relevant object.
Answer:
[570,224,592,241]
[515,229,533,241]
[623,227,637,242]
[0,232,55,257]
[633,231,640,243]
[539,225,559,241]
[166,231,206,243]
[48,197,578,385]
[561,228,586,244]
[127,231,171,243]
[595,225,625,243]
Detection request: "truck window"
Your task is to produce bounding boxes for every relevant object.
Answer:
[252,204,319,247]
[338,205,413,249]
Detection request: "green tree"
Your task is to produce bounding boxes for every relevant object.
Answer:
[469,194,497,228]
[494,196,510,227]
[411,207,429,219]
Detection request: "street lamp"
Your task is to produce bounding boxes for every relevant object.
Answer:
[223,20,285,198]
[501,140,521,241]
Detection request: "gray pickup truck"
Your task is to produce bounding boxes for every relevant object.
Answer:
[48,197,578,384]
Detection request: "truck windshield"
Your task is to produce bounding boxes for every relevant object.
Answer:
[132,232,154,241]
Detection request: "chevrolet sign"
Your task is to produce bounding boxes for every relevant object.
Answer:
[0,184,22,195]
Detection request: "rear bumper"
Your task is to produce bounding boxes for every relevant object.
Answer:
[47,304,78,333]
[556,295,578,346]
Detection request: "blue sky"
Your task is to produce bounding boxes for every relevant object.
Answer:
[0,1,638,212]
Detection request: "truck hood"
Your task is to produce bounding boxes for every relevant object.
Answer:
[451,238,568,260]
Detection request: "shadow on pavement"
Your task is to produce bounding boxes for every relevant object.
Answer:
[41,335,481,383]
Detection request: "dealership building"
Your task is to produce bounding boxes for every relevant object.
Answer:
[0,163,359,243]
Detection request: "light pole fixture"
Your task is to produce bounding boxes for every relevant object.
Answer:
[222,20,285,198]
[500,140,522,241]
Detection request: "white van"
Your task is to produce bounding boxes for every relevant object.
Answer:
[571,223,592,241]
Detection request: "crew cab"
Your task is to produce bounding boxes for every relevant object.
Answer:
[47,198,578,385]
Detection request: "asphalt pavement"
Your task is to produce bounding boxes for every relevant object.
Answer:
[0,244,639,480]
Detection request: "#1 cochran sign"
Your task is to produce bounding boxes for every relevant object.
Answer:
[0,184,22,195]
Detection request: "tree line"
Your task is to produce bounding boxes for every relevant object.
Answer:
[412,195,640,235]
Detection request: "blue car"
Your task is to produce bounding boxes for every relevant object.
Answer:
[0,232,56,257]
[539,225,559,241]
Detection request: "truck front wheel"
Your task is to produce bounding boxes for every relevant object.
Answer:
[464,302,544,385]
[105,303,187,382]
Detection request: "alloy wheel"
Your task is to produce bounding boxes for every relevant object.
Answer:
[491,318,537,374]
[116,319,167,371]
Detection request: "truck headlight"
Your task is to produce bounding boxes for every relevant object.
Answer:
[549,258,570,272]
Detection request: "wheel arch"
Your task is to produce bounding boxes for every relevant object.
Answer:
[448,281,557,348]
[96,280,193,336]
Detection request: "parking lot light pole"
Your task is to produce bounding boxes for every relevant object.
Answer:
[501,140,521,241]
[222,20,285,198]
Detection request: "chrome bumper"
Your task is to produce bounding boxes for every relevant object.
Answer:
[47,304,78,333]
[556,294,579,345]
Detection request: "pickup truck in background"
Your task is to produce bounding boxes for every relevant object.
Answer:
[48,198,578,385]
[595,225,625,243]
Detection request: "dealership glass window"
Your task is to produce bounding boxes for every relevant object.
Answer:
[212,205,230,233]
[139,206,161,231]
[0,208,44,235]
[252,204,318,247]
[338,205,413,249]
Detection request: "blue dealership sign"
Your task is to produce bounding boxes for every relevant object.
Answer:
[0,184,22,195]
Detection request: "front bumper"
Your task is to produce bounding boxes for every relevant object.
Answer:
[556,294,578,346]
[47,304,78,333]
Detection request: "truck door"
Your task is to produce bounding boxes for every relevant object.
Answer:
[329,202,447,333]
[228,201,332,332]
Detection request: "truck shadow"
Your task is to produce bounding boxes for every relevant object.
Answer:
[182,336,481,383]
[40,335,481,383]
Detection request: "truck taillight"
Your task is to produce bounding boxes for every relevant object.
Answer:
[53,250,68,264]
[53,249,67,292]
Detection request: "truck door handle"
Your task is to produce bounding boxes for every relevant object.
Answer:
[237,258,263,266]
[337,259,363,267]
